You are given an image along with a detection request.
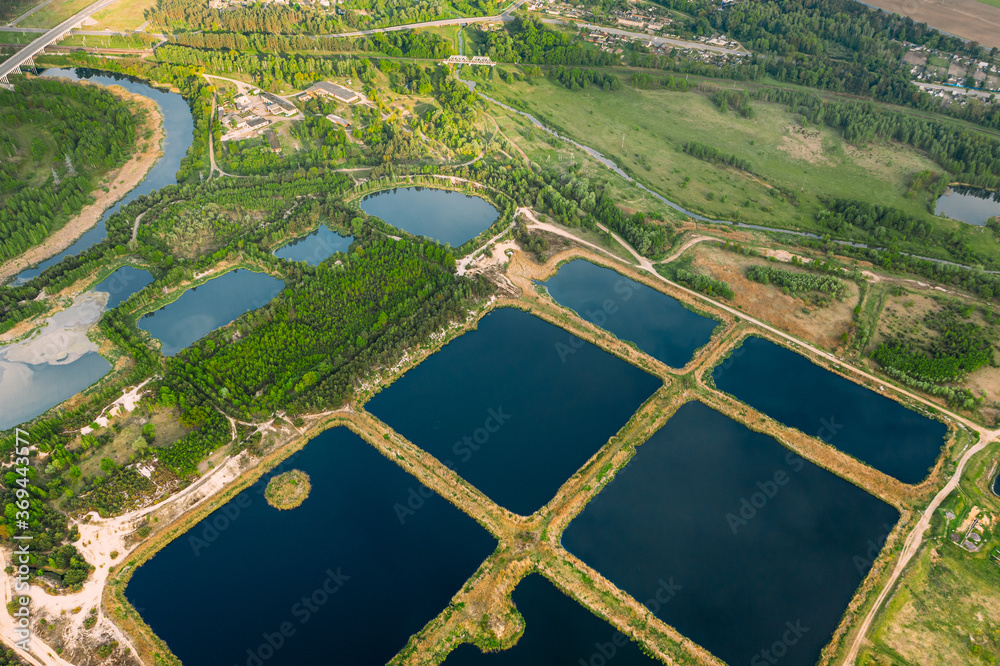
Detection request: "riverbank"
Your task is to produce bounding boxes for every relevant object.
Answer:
[0,83,165,284]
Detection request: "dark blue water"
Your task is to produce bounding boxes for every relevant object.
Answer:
[126,427,496,666]
[92,266,153,309]
[936,186,1000,226]
[138,270,283,356]
[562,401,900,666]
[13,69,194,285]
[539,259,717,368]
[993,469,1000,497]
[274,226,353,265]
[712,336,948,484]
[366,308,662,515]
[444,574,660,665]
[0,352,112,431]
[360,187,499,247]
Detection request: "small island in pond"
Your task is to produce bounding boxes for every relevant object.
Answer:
[265,470,312,510]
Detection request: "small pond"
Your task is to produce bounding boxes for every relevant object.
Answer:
[0,352,111,431]
[935,186,1000,226]
[360,187,499,247]
[273,226,353,265]
[92,266,154,309]
[137,269,283,356]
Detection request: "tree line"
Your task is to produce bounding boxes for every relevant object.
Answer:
[682,141,753,173]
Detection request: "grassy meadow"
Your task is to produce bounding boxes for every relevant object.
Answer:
[473,73,1000,263]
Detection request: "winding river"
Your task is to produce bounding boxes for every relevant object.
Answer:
[13,68,194,285]
[0,69,192,431]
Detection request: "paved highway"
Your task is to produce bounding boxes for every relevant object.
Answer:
[0,0,122,82]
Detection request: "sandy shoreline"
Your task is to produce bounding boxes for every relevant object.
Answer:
[0,83,166,284]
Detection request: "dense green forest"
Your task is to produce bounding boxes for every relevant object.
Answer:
[169,29,456,60]
[0,78,137,263]
[713,0,1000,129]
[484,17,620,67]
[673,268,734,299]
[548,66,621,91]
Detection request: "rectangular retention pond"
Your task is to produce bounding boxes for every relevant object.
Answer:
[712,336,948,484]
[444,574,662,665]
[538,259,718,368]
[125,427,496,666]
[137,269,284,356]
[562,401,899,666]
[365,308,662,515]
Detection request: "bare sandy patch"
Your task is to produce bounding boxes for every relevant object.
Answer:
[779,125,829,165]
[690,244,856,350]
[0,83,165,283]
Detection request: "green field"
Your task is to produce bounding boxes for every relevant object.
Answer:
[1,0,48,23]
[0,30,41,44]
[18,0,93,28]
[972,0,1000,10]
[89,0,157,31]
[858,442,1000,664]
[474,74,1000,263]
[927,54,952,68]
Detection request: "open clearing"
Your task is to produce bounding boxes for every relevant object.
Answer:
[685,242,858,350]
[89,0,156,31]
[18,0,93,27]
[480,75,1000,263]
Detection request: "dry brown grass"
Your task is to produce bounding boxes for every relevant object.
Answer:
[689,243,857,350]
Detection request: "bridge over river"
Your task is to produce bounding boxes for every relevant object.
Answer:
[0,0,121,88]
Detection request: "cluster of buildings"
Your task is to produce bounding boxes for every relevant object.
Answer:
[217,81,365,143]
[580,26,746,64]
[219,89,298,142]
[905,44,1000,97]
